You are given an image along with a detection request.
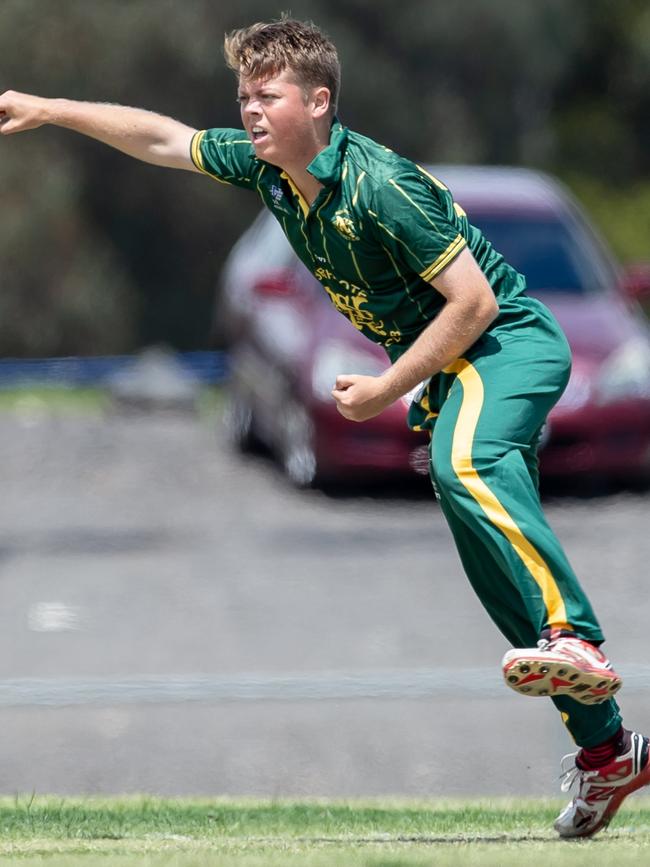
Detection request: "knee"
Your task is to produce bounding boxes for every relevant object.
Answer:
[432,436,504,501]
[431,443,466,500]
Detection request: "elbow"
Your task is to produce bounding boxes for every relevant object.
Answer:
[479,294,499,329]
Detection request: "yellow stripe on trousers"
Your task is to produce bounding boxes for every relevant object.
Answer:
[443,358,571,630]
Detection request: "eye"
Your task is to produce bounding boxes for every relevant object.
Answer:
[236,95,248,105]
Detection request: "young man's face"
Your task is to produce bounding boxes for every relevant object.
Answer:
[237,68,327,169]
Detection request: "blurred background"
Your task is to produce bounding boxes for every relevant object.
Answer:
[1,0,649,356]
[0,0,649,799]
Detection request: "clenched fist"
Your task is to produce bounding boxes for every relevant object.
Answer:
[331,373,394,422]
[0,90,51,135]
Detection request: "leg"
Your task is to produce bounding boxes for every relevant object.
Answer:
[428,302,621,746]
[435,482,622,748]
[435,485,538,648]
[436,462,645,839]
[431,355,605,644]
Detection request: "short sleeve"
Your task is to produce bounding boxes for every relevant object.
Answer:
[369,168,466,283]
[190,128,259,190]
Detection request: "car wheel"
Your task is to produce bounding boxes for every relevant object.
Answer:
[280,403,318,487]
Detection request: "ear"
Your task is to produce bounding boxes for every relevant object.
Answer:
[311,86,331,119]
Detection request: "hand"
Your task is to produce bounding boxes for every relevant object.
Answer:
[0,90,50,136]
[331,373,393,422]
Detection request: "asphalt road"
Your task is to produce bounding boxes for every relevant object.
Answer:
[1,404,649,798]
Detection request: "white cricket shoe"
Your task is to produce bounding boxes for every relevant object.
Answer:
[501,636,622,705]
[555,731,650,838]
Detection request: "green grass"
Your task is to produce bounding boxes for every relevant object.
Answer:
[2,797,650,865]
[0,385,224,418]
[0,386,108,414]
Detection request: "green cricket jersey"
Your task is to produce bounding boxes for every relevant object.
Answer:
[190,119,527,363]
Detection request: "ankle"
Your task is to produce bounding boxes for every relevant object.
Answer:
[577,727,630,770]
[539,628,602,648]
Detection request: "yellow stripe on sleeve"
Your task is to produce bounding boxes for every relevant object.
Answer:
[190,130,207,171]
[443,358,572,630]
[189,130,240,185]
[419,234,466,283]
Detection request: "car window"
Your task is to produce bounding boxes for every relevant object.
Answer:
[469,215,615,295]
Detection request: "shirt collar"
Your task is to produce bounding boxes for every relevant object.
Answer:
[305,118,348,186]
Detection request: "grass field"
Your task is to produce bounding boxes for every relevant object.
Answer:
[0,386,108,414]
[2,797,650,866]
[0,384,223,417]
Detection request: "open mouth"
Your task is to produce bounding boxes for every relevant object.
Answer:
[251,126,269,144]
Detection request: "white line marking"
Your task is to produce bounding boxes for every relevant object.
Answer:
[0,665,647,707]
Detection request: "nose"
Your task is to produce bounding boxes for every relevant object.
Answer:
[243,98,262,120]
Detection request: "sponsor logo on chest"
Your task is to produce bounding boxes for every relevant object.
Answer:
[270,184,284,205]
[268,183,290,215]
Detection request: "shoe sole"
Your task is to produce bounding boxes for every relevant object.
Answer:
[502,654,622,705]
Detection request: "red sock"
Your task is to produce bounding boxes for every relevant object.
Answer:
[577,727,631,770]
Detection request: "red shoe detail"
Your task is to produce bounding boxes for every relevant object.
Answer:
[555,732,650,838]
[501,637,622,705]
[550,676,574,689]
[516,672,545,686]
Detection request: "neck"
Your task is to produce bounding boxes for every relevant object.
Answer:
[280,118,332,206]
[282,165,323,207]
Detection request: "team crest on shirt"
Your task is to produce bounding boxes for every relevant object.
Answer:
[332,210,359,241]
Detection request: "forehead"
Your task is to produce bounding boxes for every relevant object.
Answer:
[237,68,301,94]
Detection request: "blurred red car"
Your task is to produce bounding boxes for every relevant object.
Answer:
[219,166,650,487]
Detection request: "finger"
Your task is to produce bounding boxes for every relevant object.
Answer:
[0,116,34,135]
[334,373,359,390]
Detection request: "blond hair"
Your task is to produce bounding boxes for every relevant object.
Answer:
[224,17,340,115]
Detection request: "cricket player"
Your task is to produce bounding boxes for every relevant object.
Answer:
[1,18,647,837]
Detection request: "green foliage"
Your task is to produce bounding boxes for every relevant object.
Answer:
[563,176,650,265]
[0,2,648,355]
[0,136,136,355]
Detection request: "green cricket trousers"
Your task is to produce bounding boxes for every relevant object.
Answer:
[408,294,622,747]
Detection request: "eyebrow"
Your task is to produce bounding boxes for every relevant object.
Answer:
[238,83,281,97]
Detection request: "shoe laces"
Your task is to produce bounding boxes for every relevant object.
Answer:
[559,752,599,794]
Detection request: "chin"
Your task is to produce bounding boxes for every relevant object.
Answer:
[254,145,282,166]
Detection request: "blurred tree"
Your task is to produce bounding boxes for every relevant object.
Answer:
[324,0,584,166]
[553,0,650,181]
[0,0,254,355]
[0,0,647,356]
[0,135,136,355]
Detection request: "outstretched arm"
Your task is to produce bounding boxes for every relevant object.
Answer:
[0,90,199,171]
[332,248,499,421]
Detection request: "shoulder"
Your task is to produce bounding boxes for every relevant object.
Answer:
[192,128,269,189]
[199,127,253,145]
[344,130,449,211]
[343,129,406,187]
[196,127,257,163]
